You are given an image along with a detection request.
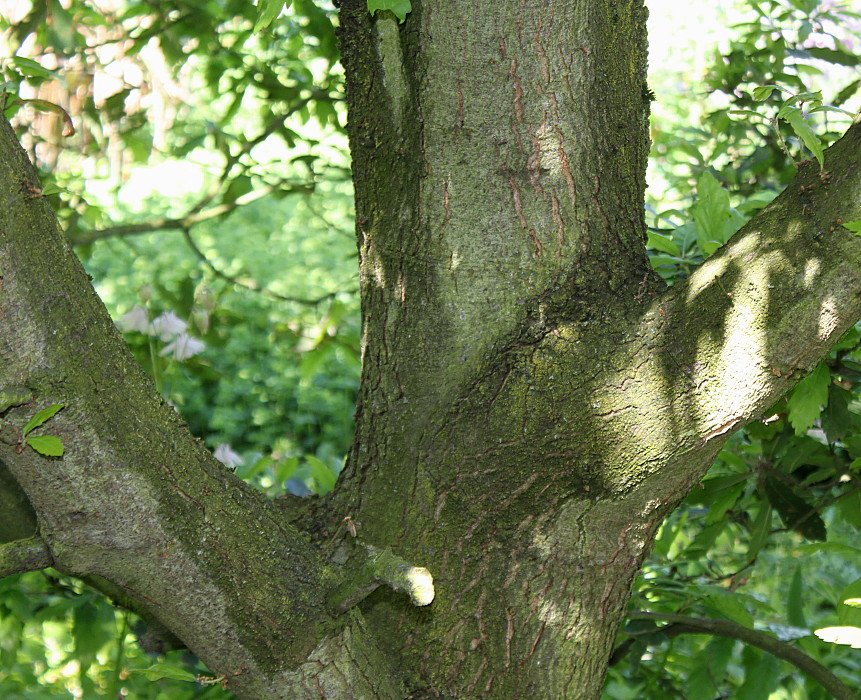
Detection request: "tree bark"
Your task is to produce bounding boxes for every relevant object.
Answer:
[0,0,860,698]
[330,0,861,696]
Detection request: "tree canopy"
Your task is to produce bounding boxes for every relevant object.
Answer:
[1,0,861,697]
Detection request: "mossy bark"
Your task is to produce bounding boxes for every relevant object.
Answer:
[328,0,861,697]
[1,0,861,698]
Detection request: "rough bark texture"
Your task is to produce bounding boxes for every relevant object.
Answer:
[329,1,861,697]
[1,0,861,698]
[0,117,338,698]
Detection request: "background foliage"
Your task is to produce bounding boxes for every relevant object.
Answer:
[1,0,860,697]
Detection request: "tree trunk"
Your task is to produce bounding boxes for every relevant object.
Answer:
[329,0,861,696]
[1,0,861,698]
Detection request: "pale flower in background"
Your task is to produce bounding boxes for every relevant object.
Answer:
[117,306,150,334]
[213,443,244,469]
[151,311,187,340]
[160,333,205,360]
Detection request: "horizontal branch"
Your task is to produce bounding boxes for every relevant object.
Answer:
[68,179,313,246]
[628,611,859,700]
[0,536,52,577]
[181,228,342,306]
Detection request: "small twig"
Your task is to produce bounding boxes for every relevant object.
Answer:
[329,544,435,613]
[180,228,339,306]
[625,611,859,700]
[0,535,53,577]
[68,178,313,246]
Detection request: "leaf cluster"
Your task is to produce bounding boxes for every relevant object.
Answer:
[610,2,861,697]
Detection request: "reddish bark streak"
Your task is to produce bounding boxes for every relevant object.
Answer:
[529,229,543,258]
[551,190,565,257]
[534,20,549,84]
[505,609,515,670]
[510,59,524,123]
[508,174,528,229]
[523,620,546,663]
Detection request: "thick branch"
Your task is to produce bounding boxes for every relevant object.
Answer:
[582,116,861,496]
[0,113,349,697]
[0,536,52,576]
[629,611,860,700]
[668,116,861,449]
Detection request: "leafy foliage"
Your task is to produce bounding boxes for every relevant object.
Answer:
[367,0,412,23]
[609,1,861,697]
[2,0,861,697]
[1,0,353,694]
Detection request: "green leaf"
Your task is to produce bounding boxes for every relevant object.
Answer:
[25,436,64,457]
[39,182,70,197]
[745,503,772,560]
[367,0,412,22]
[841,219,861,233]
[72,601,111,668]
[305,455,337,494]
[787,564,806,627]
[763,475,826,541]
[646,231,680,256]
[793,542,861,555]
[691,172,731,255]
[126,662,196,682]
[704,482,745,525]
[253,0,291,32]
[807,104,855,117]
[786,363,829,435]
[782,108,825,170]
[833,78,861,108]
[752,84,779,101]
[834,325,861,351]
[804,46,860,67]
[274,456,299,483]
[11,57,59,80]
[22,403,64,437]
[705,590,753,627]
[836,490,861,529]
[822,384,851,442]
[736,646,780,699]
